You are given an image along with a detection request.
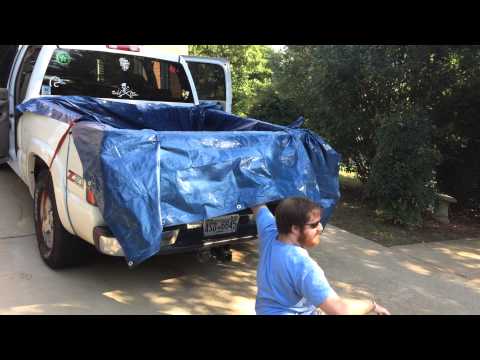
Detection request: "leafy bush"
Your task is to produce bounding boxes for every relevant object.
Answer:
[263,45,480,215]
[248,86,303,126]
[432,79,480,211]
[366,112,439,226]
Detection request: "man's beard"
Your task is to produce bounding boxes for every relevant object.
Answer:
[298,231,319,248]
[298,231,308,247]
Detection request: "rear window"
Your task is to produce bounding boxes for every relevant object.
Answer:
[41,48,193,103]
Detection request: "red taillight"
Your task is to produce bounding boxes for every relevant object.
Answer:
[106,45,140,52]
[86,187,97,206]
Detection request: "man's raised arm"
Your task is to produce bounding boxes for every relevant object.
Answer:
[251,204,267,218]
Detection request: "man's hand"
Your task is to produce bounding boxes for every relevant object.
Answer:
[251,204,266,218]
[372,302,390,315]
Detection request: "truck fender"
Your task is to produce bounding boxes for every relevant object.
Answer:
[28,144,75,236]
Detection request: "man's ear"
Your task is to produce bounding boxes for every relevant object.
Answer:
[291,224,301,235]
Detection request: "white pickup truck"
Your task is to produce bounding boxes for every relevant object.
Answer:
[0,45,259,269]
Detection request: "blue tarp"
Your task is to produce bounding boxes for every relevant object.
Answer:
[18,96,341,266]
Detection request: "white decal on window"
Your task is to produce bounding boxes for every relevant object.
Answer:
[119,57,130,71]
[112,83,138,98]
[49,76,66,88]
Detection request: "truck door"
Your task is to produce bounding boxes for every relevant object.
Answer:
[180,56,232,113]
[0,46,18,163]
[9,45,42,157]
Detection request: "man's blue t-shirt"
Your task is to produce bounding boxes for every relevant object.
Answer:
[255,206,335,315]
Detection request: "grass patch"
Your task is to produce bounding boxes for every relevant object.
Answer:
[338,169,362,190]
[329,170,480,247]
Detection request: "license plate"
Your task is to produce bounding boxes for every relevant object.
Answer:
[203,215,240,237]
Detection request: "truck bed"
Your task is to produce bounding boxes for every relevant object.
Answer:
[18,96,341,265]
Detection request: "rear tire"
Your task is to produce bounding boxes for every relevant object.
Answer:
[34,169,94,269]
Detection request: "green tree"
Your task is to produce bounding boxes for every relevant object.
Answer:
[248,50,303,125]
[367,111,439,226]
[188,45,273,116]
[264,45,480,223]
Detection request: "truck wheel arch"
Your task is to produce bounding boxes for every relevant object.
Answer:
[33,155,48,181]
[31,154,75,235]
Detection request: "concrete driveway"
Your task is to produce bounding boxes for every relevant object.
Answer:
[312,227,480,314]
[1,165,479,314]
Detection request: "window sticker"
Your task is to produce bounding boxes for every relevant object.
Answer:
[181,89,190,100]
[112,83,138,98]
[55,51,71,65]
[41,85,51,95]
[49,76,66,88]
[119,57,130,71]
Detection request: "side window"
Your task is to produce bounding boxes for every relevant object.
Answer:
[15,46,42,104]
[187,62,226,101]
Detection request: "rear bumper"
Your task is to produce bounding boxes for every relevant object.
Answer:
[148,234,256,255]
[93,213,258,257]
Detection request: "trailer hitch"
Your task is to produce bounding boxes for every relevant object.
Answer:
[196,246,232,263]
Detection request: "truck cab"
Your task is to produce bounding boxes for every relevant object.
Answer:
[0,45,256,268]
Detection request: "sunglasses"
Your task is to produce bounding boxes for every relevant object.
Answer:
[304,220,323,231]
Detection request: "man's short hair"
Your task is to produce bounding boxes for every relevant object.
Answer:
[274,197,323,235]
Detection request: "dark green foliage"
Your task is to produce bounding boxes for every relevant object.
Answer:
[255,45,480,223]
[432,78,480,210]
[367,112,439,226]
[248,86,303,126]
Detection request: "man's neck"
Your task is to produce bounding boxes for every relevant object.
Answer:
[278,233,301,247]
